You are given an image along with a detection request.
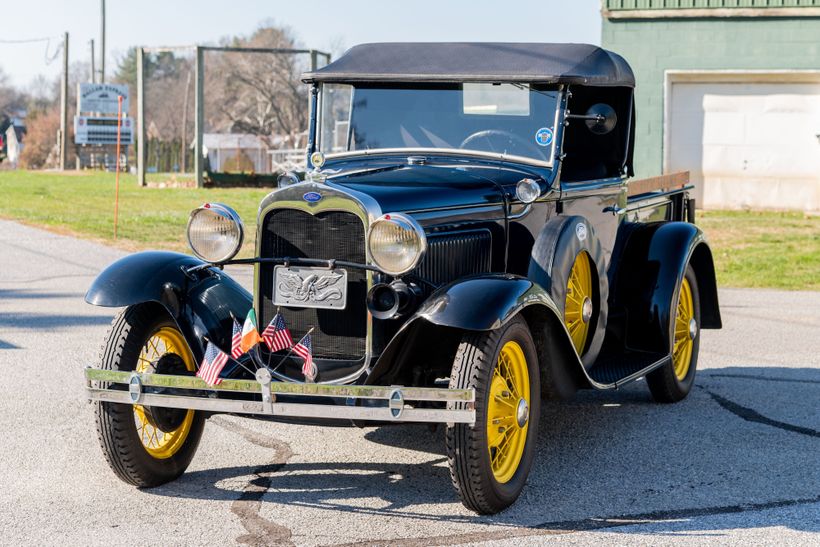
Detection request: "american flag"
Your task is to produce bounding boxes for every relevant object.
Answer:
[197,341,229,386]
[292,333,315,381]
[230,318,243,359]
[262,313,292,353]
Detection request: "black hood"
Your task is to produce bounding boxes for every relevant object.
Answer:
[325,159,547,213]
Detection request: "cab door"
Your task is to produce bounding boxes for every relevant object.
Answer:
[559,178,627,277]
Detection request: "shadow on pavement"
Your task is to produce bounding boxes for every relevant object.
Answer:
[140,365,820,539]
[0,288,84,300]
[0,311,111,329]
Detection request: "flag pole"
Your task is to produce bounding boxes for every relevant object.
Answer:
[202,335,257,378]
[264,307,281,369]
[270,327,314,374]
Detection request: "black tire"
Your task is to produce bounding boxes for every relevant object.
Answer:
[446,316,541,514]
[95,303,205,487]
[647,265,701,403]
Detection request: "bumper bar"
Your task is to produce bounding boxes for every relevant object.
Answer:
[84,368,475,424]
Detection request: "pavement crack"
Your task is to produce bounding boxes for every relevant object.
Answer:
[705,390,820,438]
[210,416,295,546]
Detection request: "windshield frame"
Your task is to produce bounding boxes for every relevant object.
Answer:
[314,82,564,169]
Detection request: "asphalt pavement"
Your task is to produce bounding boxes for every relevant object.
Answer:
[0,218,817,546]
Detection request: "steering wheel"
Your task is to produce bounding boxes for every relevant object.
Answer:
[459,129,545,158]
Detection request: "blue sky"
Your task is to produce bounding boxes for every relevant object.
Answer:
[1,0,601,88]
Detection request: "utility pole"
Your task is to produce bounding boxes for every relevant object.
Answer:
[137,47,145,186]
[194,46,204,188]
[89,39,95,83]
[181,70,191,173]
[59,32,69,171]
[100,0,106,83]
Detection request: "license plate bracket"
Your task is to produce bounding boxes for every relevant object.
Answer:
[272,265,348,309]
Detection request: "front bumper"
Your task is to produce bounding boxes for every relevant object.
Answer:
[84,368,476,425]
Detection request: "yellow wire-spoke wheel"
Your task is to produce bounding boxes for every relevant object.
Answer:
[133,326,195,459]
[565,251,594,355]
[673,277,695,381]
[486,341,530,484]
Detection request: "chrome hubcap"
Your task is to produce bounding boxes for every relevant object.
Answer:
[688,318,698,341]
[581,297,593,324]
[516,398,529,428]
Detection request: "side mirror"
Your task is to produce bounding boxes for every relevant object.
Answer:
[566,103,618,135]
[584,103,617,135]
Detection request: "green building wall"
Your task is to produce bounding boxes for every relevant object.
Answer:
[601,15,820,177]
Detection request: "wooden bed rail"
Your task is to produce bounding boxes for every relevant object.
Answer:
[627,171,690,198]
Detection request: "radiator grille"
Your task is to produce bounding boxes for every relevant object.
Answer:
[259,209,367,360]
[414,230,493,286]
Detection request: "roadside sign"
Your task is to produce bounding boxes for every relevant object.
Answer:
[77,83,130,114]
[74,115,134,145]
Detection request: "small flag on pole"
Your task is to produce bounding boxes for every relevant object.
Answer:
[292,333,315,381]
[262,313,292,353]
[230,318,243,358]
[240,309,263,353]
[197,341,229,386]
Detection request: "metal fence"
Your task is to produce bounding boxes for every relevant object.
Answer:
[136,45,329,187]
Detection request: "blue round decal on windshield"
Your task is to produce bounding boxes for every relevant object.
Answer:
[303,191,322,203]
[535,127,554,147]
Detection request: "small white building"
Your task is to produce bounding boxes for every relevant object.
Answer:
[201,133,269,173]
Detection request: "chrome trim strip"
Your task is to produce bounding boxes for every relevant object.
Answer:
[85,368,476,424]
[87,389,475,424]
[85,368,474,402]
[323,147,555,168]
[255,182,382,384]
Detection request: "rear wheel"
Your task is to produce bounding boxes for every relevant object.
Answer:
[446,317,540,514]
[647,265,701,403]
[95,304,205,486]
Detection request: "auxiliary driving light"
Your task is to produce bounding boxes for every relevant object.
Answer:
[186,203,244,263]
[515,178,541,204]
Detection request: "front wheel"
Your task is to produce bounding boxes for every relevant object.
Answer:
[95,303,205,486]
[446,316,540,514]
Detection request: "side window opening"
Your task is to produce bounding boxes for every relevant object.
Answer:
[561,86,632,183]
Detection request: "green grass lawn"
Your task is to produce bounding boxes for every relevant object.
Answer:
[697,210,820,291]
[0,170,268,256]
[0,170,817,290]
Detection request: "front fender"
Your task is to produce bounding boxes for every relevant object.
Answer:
[366,274,598,395]
[614,222,721,354]
[86,251,252,360]
[415,274,559,331]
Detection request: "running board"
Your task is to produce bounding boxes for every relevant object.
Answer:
[588,352,671,388]
[84,367,476,425]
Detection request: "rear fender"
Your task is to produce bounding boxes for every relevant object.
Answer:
[613,222,721,354]
[86,251,253,360]
[366,275,596,396]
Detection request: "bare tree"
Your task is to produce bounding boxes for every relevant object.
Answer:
[206,26,309,149]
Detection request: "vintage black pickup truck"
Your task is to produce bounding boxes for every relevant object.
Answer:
[84,43,721,514]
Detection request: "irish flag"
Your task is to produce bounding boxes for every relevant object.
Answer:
[240,309,263,353]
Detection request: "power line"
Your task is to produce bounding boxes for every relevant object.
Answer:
[0,36,58,44]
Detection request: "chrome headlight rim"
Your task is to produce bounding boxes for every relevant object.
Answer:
[367,213,427,276]
[186,202,245,263]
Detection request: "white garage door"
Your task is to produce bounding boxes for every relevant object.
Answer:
[668,81,820,211]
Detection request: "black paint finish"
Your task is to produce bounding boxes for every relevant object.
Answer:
[85,251,252,362]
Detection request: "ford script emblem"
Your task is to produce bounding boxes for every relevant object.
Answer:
[303,192,322,203]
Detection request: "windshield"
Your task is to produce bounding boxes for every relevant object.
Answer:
[318,83,560,166]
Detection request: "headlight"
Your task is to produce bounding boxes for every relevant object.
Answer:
[367,213,427,276]
[186,203,244,263]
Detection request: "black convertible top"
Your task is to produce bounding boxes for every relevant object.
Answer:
[302,43,635,88]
